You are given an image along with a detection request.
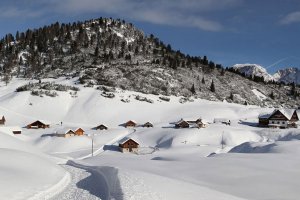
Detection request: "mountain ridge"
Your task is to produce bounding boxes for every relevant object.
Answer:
[0,17,299,107]
[231,63,300,85]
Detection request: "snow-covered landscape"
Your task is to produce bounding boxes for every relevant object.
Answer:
[1,77,300,200]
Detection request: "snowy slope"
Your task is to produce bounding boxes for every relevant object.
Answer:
[2,77,300,199]
[232,63,274,81]
[0,133,68,200]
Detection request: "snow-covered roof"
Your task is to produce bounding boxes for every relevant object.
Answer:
[214,118,230,123]
[126,120,137,124]
[55,127,76,134]
[176,119,189,124]
[258,113,271,119]
[118,137,139,145]
[271,109,295,120]
[34,120,51,125]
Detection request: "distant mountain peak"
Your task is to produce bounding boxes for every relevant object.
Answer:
[273,67,300,84]
[232,63,274,82]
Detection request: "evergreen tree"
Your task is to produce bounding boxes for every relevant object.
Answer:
[269,91,275,100]
[94,46,99,57]
[201,77,205,84]
[210,80,215,92]
[229,92,234,101]
[190,83,196,94]
[291,82,297,97]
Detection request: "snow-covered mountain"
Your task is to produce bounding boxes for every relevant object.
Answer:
[232,64,300,85]
[232,64,274,82]
[0,17,300,107]
[273,67,300,84]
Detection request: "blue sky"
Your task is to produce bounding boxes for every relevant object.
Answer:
[1,0,300,73]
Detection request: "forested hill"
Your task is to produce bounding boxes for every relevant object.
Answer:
[0,17,299,107]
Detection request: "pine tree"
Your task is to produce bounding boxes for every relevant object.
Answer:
[190,83,196,94]
[201,77,205,84]
[269,91,275,100]
[291,82,297,97]
[229,92,234,101]
[210,80,215,92]
[94,46,99,57]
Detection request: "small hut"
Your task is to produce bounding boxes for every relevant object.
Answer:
[27,120,50,129]
[56,128,76,138]
[119,138,139,153]
[258,113,271,127]
[0,116,6,125]
[196,119,208,128]
[12,127,22,134]
[94,124,108,130]
[74,128,85,136]
[175,120,190,128]
[143,122,153,128]
[125,120,137,128]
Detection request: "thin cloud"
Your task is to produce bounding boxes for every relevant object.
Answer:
[0,7,43,18]
[279,11,300,25]
[0,0,243,31]
[49,0,243,31]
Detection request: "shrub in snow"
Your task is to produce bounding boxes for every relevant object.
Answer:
[31,90,39,96]
[159,96,170,102]
[16,82,79,92]
[101,92,115,98]
[121,99,130,103]
[135,95,154,103]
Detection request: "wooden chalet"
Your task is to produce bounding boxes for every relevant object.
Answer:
[196,119,208,128]
[175,120,190,128]
[94,124,108,130]
[56,129,75,138]
[258,113,271,127]
[119,138,139,153]
[74,128,85,136]
[174,118,208,129]
[27,120,50,129]
[12,127,22,134]
[56,127,85,137]
[125,120,137,128]
[143,122,153,128]
[0,116,6,125]
[258,109,299,128]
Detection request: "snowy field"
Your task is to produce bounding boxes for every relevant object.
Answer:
[1,77,300,200]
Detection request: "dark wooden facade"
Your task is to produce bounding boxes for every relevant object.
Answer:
[143,122,153,128]
[95,124,108,130]
[13,130,21,134]
[268,110,288,121]
[175,120,189,128]
[27,120,50,129]
[0,116,6,125]
[119,139,139,152]
[125,120,137,128]
[258,118,269,127]
[290,110,299,122]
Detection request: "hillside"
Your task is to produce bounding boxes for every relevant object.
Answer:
[1,78,300,199]
[0,17,300,107]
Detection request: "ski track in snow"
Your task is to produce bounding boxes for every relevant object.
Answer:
[50,165,102,200]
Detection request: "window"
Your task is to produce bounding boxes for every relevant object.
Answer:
[282,122,285,124]
[277,121,280,124]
